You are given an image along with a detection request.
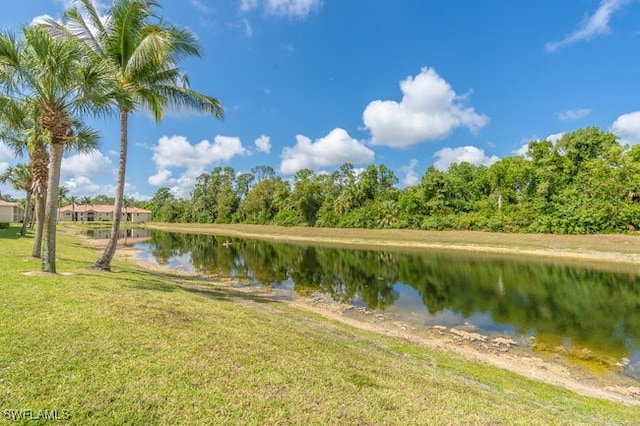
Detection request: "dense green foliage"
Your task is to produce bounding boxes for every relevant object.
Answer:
[146,127,640,234]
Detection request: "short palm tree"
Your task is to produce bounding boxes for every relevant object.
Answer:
[0,25,114,272]
[57,185,69,222]
[0,96,49,255]
[0,163,33,236]
[41,0,224,271]
[67,194,79,222]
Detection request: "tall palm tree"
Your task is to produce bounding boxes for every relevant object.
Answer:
[0,26,114,273]
[41,0,223,271]
[0,163,33,236]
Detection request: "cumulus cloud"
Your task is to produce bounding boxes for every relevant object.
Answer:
[241,0,322,18]
[63,176,103,195]
[152,135,248,170]
[61,151,113,177]
[399,159,419,187]
[513,143,531,157]
[254,135,272,153]
[149,134,249,198]
[558,108,591,121]
[63,176,150,200]
[546,132,565,144]
[611,111,640,145]
[363,68,489,148]
[433,146,499,171]
[279,128,374,174]
[546,0,630,52]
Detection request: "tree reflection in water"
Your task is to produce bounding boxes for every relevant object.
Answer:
[140,230,640,365]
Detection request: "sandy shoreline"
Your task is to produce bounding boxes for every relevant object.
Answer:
[80,225,640,405]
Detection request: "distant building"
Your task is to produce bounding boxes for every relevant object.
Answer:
[58,204,152,223]
[0,200,24,223]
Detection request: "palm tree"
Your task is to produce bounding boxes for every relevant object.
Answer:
[0,96,49,256]
[57,186,69,223]
[41,0,223,271]
[67,194,79,222]
[0,163,33,236]
[0,26,114,273]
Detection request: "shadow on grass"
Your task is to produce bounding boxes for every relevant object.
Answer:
[0,226,24,240]
[81,266,279,306]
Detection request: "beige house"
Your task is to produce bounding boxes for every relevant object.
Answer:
[0,200,24,223]
[59,204,152,223]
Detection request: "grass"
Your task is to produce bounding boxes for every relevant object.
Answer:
[0,224,638,425]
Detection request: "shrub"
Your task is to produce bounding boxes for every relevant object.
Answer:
[0,223,9,229]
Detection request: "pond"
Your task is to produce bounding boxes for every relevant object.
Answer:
[82,228,152,245]
[130,229,640,381]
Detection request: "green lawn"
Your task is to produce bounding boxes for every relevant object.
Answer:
[0,225,638,425]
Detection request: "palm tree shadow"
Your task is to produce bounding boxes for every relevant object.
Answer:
[83,267,278,305]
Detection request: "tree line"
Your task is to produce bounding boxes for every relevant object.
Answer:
[146,127,640,234]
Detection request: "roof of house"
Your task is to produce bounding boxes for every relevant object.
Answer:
[59,204,152,214]
[0,200,19,207]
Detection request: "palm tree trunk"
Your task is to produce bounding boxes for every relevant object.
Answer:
[93,109,128,271]
[21,191,32,237]
[32,193,45,257]
[31,144,48,258]
[41,141,64,273]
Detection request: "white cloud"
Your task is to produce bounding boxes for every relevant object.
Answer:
[254,135,271,153]
[148,169,173,187]
[399,159,419,187]
[61,151,113,177]
[63,176,150,201]
[148,168,203,199]
[243,18,253,37]
[279,128,374,174]
[546,0,630,52]
[363,68,489,148]
[558,108,592,121]
[240,0,259,12]
[546,132,565,143]
[149,135,249,198]
[63,176,102,195]
[241,0,322,18]
[433,146,499,171]
[152,135,248,170]
[611,111,640,145]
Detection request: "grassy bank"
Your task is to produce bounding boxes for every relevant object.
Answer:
[0,225,638,425]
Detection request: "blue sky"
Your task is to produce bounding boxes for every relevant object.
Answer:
[1,0,640,200]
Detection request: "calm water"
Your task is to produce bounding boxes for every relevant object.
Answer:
[82,228,152,243]
[131,229,640,379]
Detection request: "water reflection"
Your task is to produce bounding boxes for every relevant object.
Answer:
[135,230,640,376]
[83,228,152,245]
